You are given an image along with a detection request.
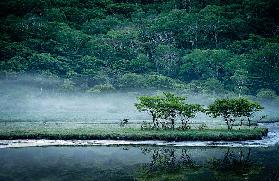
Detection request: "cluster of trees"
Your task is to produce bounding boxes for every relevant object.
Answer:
[135,93,263,130]
[135,92,202,129]
[0,0,278,97]
[207,98,263,130]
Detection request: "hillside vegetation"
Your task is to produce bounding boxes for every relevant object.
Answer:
[0,0,278,96]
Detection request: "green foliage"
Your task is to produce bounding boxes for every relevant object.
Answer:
[232,98,263,118]
[107,3,139,17]
[248,43,279,93]
[60,79,76,91]
[256,89,278,101]
[179,49,232,82]
[128,54,153,73]
[0,122,268,141]
[135,94,163,128]
[186,78,226,95]
[87,83,115,94]
[44,8,66,22]
[207,98,235,130]
[207,98,263,130]
[135,92,202,129]
[27,53,69,75]
[117,73,185,90]
[82,16,121,35]
[0,0,278,94]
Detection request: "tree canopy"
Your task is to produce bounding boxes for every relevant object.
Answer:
[0,0,278,96]
[135,92,202,129]
[207,98,263,130]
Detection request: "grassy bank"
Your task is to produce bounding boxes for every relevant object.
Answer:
[0,122,268,141]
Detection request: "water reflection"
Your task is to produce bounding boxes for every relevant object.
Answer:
[137,148,200,181]
[208,148,262,181]
[209,148,252,171]
[137,147,278,181]
[0,146,278,181]
[141,148,196,171]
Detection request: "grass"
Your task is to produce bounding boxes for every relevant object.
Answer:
[0,122,268,141]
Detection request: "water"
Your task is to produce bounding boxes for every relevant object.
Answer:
[0,146,278,181]
[0,123,278,181]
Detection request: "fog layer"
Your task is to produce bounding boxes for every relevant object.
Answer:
[0,76,278,123]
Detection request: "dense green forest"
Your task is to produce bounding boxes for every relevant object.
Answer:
[0,0,278,96]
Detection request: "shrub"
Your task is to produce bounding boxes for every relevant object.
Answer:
[256,89,278,101]
[87,83,115,93]
[117,73,186,90]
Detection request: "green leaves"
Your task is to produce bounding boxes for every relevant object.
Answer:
[207,98,263,129]
[27,53,69,75]
[0,0,278,95]
[135,95,162,113]
[248,43,279,93]
[135,92,202,129]
[180,49,232,82]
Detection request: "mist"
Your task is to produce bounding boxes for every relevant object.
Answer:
[0,75,278,124]
[0,75,148,122]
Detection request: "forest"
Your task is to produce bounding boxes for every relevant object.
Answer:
[0,0,279,98]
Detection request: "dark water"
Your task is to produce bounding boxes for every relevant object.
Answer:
[0,145,278,181]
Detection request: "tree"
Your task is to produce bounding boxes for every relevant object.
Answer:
[60,79,76,92]
[256,89,278,101]
[230,69,249,96]
[248,43,279,94]
[231,98,263,127]
[0,0,278,94]
[158,92,203,129]
[207,98,263,130]
[179,49,232,82]
[135,95,163,128]
[128,53,153,73]
[107,3,138,17]
[135,92,202,129]
[82,16,121,35]
[27,53,69,76]
[207,98,236,130]
[154,44,181,77]
[45,8,66,23]
[158,92,186,129]
[54,24,90,56]
[178,102,203,130]
[199,5,228,48]
[87,83,115,94]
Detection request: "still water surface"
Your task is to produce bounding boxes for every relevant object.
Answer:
[0,145,278,181]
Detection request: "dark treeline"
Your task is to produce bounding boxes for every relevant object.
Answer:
[0,0,278,96]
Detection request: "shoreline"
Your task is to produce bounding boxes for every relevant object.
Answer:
[0,128,268,142]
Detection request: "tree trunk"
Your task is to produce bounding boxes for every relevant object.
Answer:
[171,119,175,130]
[248,117,251,127]
[225,118,231,130]
[151,112,157,128]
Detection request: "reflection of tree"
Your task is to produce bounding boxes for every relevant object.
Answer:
[208,148,263,180]
[141,148,196,172]
[270,171,279,181]
[181,149,194,167]
[210,148,251,172]
[136,147,268,181]
[137,147,200,181]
